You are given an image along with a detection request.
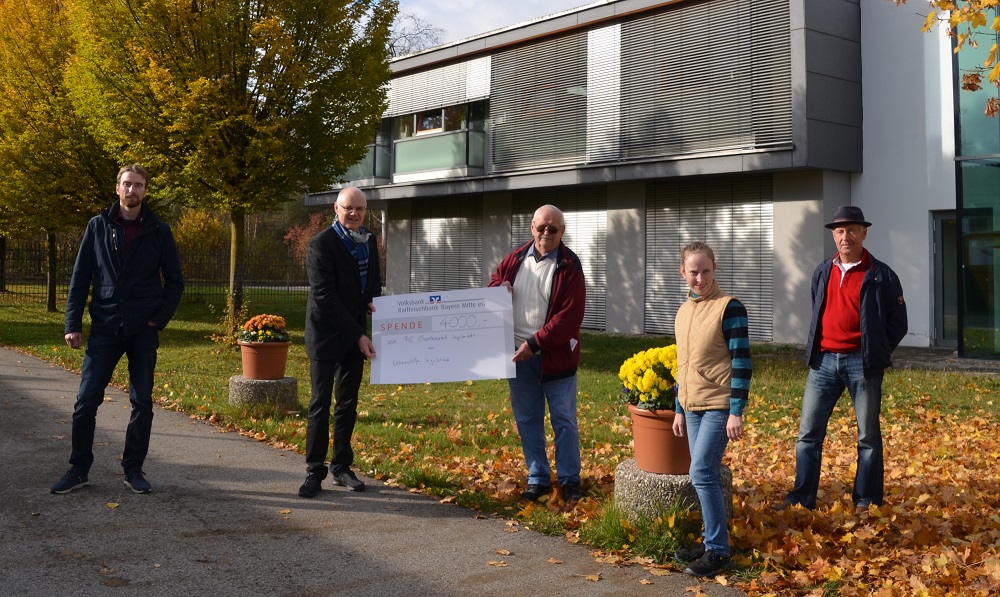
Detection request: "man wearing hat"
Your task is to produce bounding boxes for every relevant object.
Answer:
[776,205,907,512]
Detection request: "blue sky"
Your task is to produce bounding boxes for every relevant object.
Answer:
[399,0,596,44]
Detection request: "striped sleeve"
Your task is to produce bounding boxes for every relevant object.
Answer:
[722,299,752,416]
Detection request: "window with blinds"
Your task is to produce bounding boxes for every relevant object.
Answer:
[409,197,483,293]
[491,32,589,172]
[387,56,491,117]
[645,175,774,341]
[511,187,607,330]
[621,0,792,159]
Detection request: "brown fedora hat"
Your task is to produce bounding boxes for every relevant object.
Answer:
[825,205,872,229]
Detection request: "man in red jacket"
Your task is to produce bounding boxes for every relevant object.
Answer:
[490,205,587,502]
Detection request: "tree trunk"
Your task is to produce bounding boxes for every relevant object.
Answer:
[46,231,57,312]
[0,236,7,293]
[229,209,246,317]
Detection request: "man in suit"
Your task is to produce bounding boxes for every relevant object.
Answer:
[298,187,381,498]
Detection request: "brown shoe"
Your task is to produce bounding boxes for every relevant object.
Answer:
[771,499,796,511]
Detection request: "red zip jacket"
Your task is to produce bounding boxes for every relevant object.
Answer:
[489,240,587,381]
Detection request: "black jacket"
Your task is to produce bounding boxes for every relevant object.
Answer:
[805,250,908,377]
[65,202,184,337]
[304,226,381,362]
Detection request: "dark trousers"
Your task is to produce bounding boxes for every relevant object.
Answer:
[70,327,159,475]
[305,351,364,476]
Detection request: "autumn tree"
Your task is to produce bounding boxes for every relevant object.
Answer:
[64,0,398,319]
[0,0,117,309]
[892,0,1000,116]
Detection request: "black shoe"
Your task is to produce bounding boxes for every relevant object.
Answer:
[330,469,365,492]
[124,471,152,494]
[684,551,730,577]
[770,499,796,511]
[675,543,706,563]
[562,481,582,502]
[50,469,89,494]
[520,484,552,501]
[298,472,324,498]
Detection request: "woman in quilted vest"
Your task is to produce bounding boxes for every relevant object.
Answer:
[670,242,752,577]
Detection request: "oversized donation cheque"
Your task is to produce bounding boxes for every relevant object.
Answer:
[370,287,516,385]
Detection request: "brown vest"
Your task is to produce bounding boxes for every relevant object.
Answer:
[675,280,734,412]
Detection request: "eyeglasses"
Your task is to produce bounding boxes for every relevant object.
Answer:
[535,225,560,235]
[337,204,367,214]
[120,182,145,190]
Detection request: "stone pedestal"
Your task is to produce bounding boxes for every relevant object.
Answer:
[614,458,732,521]
[228,375,298,410]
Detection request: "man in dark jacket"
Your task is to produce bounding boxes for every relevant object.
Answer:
[51,164,184,495]
[298,187,381,498]
[776,206,907,512]
[489,205,586,503]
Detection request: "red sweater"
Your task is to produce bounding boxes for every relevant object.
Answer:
[819,251,869,353]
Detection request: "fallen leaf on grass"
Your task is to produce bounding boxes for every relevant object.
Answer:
[439,496,456,504]
[648,568,672,576]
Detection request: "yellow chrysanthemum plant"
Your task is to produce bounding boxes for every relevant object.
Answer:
[237,314,291,343]
[617,344,679,411]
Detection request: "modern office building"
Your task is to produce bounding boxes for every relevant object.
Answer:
[309,0,1000,356]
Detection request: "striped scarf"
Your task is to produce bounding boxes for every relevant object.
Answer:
[332,221,371,293]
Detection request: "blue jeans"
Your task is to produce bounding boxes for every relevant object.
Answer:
[506,354,581,487]
[70,327,159,475]
[788,351,884,508]
[684,409,731,557]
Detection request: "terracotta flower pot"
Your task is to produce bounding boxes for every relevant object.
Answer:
[239,341,291,380]
[627,403,691,475]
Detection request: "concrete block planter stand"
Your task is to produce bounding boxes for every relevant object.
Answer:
[613,458,733,522]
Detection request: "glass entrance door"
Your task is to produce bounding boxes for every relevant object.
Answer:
[933,211,958,347]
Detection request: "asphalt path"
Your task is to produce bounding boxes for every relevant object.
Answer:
[0,347,744,596]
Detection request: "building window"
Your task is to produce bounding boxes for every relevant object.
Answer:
[395,104,475,140]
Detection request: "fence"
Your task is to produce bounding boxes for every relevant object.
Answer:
[0,235,309,307]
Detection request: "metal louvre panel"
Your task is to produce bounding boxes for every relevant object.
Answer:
[491,32,589,172]
[511,188,607,330]
[587,24,621,163]
[387,56,491,117]
[621,0,791,159]
[644,176,774,341]
[409,198,483,293]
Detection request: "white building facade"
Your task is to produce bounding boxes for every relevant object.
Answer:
[310,0,999,353]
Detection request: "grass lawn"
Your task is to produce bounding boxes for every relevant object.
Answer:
[3,295,999,595]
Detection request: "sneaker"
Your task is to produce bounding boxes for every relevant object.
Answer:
[520,484,552,501]
[50,469,89,494]
[330,469,365,492]
[562,481,583,502]
[684,551,730,577]
[675,543,706,563]
[298,472,324,498]
[123,471,152,494]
